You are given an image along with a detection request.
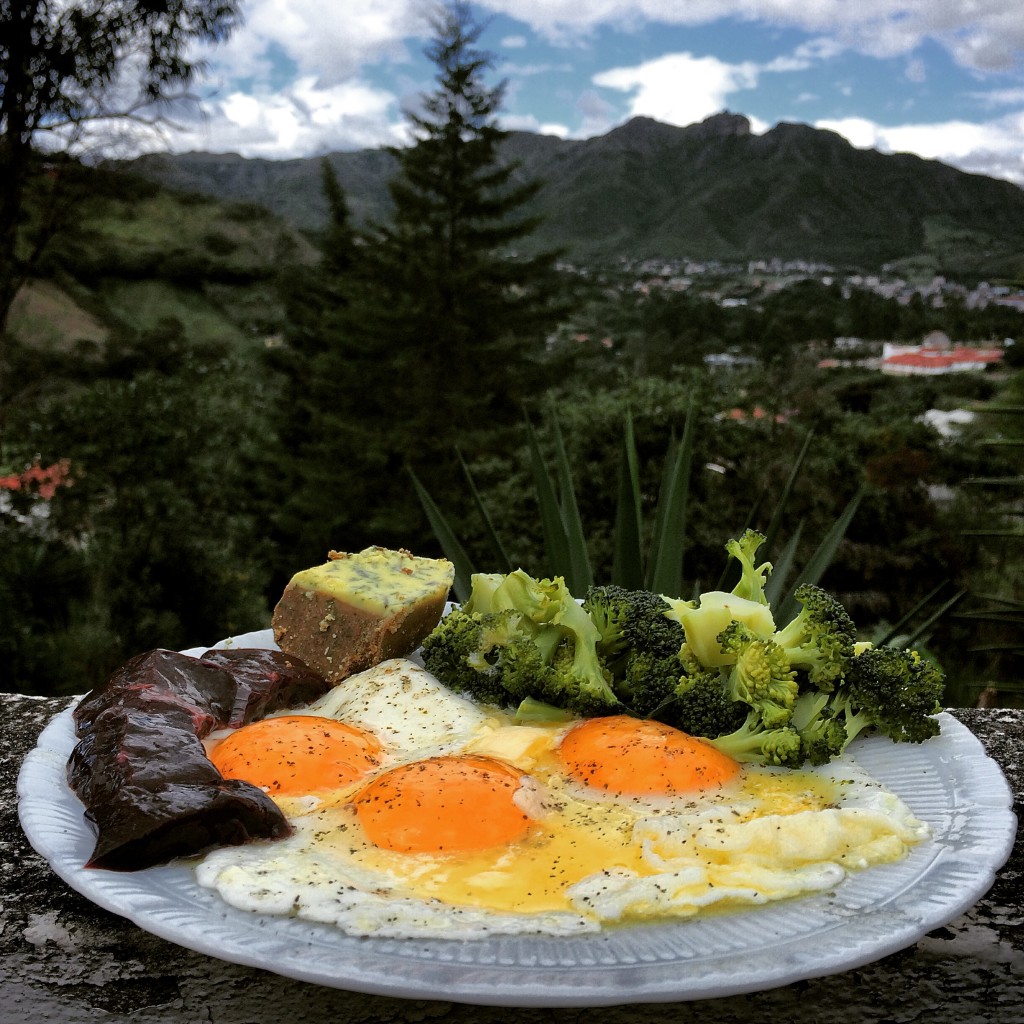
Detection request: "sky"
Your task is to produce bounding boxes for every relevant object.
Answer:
[161,1,1024,187]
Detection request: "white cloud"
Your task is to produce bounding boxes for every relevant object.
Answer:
[195,0,428,85]
[160,77,408,158]
[502,112,570,137]
[480,1,1024,74]
[593,52,759,128]
[817,111,1024,186]
[974,87,1024,106]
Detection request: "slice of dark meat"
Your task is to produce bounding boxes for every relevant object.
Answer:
[67,645,330,871]
[85,779,291,871]
[199,647,332,727]
[74,649,237,739]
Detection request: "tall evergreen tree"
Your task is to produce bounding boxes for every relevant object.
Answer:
[354,0,565,435]
[270,1,568,562]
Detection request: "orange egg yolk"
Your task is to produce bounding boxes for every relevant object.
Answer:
[353,755,532,854]
[210,715,382,796]
[559,715,740,795]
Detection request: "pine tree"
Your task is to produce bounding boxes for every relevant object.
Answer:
[355,0,565,436]
[271,1,569,561]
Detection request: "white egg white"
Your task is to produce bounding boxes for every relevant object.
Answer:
[194,665,932,939]
[307,658,498,759]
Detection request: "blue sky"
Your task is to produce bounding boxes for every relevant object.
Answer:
[163,1,1024,186]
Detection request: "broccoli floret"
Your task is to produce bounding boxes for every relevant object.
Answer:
[725,529,773,606]
[717,620,799,729]
[773,583,857,692]
[420,607,520,707]
[582,584,688,714]
[482,631,555,702]
[623,591,686,659]
[424,569,623,717]
[581,584,632,666]
[667,532,776,669]
[707,710,805,768]
[616,650,683,716]
[832,646,944,746]
[790,690,849,766]
[494,633,621,719]
[542,638,623,717]
[583,585,685,668]
[651,669,749,738]
[460,572,506,615]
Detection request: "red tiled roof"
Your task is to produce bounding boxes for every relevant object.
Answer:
[883,346,1003,369]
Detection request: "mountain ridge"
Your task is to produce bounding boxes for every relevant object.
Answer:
[125,113,1024,275]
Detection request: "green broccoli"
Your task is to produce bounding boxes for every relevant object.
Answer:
[581,584,632,667]
[725,528,773,605]
[583,585,686,667]
[581,583,692,715]
[789,690,849,765]
[772,583,857,692]
[463,569,553,624]
[831,645,944,746]
[706,710,805,768]
[420,538,946,773]
[651,668,749,738]
[420,607,522,707]
[717,620,799,729]
[539,638,623,717]
[422,569,623,717]
[666,531,777,668]
[616,650,683,717]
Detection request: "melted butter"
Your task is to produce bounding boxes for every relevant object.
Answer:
[289,547,454,615]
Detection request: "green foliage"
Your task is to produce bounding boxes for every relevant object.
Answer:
[1,0,243,334]
[1,338,274,694]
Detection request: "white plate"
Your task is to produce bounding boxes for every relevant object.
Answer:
[16,632,1018,1007]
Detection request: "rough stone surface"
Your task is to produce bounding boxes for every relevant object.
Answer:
[2,694,1021,1024]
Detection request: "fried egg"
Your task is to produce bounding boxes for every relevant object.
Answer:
[194,659,930,939]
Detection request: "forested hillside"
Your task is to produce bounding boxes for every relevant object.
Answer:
[128,112,1024,279]
[2,6,1021,706]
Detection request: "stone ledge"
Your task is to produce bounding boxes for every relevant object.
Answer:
[2,695,1020,1023]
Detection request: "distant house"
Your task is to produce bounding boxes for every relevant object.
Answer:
[880,338,1004,375]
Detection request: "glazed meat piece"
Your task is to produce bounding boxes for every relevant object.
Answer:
[73,649,236,740]
[71,702,290,870]
[199,647,331,727]
[67,647,328,871]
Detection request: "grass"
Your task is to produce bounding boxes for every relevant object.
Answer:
[101,280,248,348]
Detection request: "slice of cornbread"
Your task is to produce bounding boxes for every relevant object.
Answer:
[271,547,455,684]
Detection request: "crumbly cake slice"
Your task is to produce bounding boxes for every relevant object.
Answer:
[271,546,454,684]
